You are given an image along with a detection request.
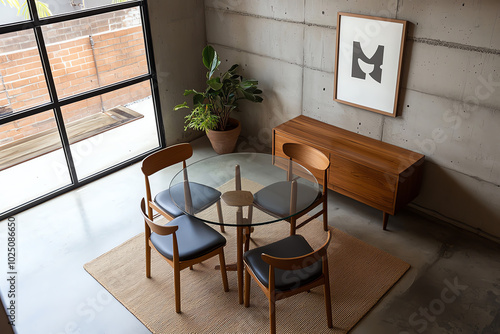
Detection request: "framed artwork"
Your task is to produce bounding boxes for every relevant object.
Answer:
[334,12,407,117]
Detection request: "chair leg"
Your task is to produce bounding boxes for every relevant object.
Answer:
[244,268,250,307]
[216,200,225,233]
[269,294,276,334]
[174,267,181,313]
[219,249,229,292]
[145,239,151,278]
[323,200,328,231]
[324,279,333,328]
[290,216,296,236]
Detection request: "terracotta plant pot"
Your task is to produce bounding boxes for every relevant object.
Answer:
[206,118,241,154]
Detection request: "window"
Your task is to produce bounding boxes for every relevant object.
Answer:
[0,0,163,219]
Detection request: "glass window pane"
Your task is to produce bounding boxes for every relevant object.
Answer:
[61,82,159,179]
[0,1,29,25]
[42,7,148,99]
[0,30,51,115]
[0,110,72,214]
[38,0,133,17]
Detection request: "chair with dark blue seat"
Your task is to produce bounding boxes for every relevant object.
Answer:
[244,230,332,334]
[253,142,330,235]
[140,198,229,313]
[141,142,224,232]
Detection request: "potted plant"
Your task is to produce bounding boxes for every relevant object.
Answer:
[174,45,263,154]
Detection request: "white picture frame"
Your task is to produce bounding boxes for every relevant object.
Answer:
[334,12,407,117]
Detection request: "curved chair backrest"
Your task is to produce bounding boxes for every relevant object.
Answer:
[140,198,178,236]
[261,230,332,270]
[282,143,330,172]
[141,143,193,177]
[246,230,333,332]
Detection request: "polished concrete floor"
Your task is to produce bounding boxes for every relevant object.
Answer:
[1,136,499,334]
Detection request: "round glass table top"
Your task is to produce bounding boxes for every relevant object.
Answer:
[168,153,320,226]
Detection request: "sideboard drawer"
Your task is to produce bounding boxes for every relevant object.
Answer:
[330,156,397,213]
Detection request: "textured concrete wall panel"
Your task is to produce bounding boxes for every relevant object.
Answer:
[399,0,500,49]
[383,90,500,186]
[304,25,336,72]
[405,42,500,110]
[205,8,304,65]
[414,162,500,237]
[303,67,384,140]
[304,0,399,27]
[205,0,305,21]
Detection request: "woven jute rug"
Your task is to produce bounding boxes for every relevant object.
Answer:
[84,179,410,333]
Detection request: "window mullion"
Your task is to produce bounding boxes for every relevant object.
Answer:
[33,25,79,185]
[27,0,39,23]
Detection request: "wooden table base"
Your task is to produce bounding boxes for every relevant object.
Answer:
[214,226,253,304]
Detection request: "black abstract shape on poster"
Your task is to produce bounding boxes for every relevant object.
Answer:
[351,41,384,83]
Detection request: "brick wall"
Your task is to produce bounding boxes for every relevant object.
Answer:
[0,8,150,146]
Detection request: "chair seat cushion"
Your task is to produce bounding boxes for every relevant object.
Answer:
[244,235,322,292]
[150,215,226,261]
[154,182,222,218]
[253,181,320,217]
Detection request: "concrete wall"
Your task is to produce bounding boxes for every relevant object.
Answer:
[203,0,500,240]
[147,0,207,145]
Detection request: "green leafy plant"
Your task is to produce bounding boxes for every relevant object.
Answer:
[174,45,263,132]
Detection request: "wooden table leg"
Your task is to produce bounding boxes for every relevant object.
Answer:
[214,224,247,302]
[219,189,254,305]
[214,224,252,303]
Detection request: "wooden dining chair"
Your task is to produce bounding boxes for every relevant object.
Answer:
[140,198,229,313]
[141,142,224,232]
[253,142,330,235]
[244,230,332,334]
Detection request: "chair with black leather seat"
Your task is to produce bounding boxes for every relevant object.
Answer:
[141,142,224,232]
[140,198,229,313]
[244,230,332,334]
[253,142,330,235]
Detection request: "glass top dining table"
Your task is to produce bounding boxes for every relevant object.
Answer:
[168,152,320,226]
[168,152,320,304]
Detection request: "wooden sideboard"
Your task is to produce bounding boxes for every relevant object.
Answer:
[272,115,425,229]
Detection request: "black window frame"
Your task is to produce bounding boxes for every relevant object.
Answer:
[0,0,165,221]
